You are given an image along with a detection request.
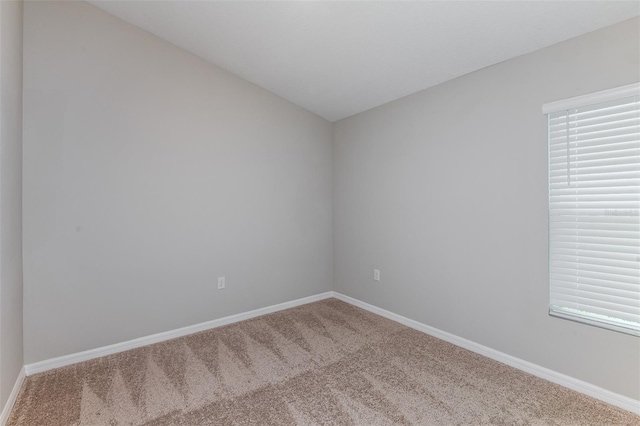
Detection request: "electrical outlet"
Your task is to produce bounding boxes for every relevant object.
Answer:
[373,269,380,282]
[217,276,225,289]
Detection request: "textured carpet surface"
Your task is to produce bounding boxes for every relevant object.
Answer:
[7,298,639,425]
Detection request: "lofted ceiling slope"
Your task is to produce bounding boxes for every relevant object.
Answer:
[89,1,640,122]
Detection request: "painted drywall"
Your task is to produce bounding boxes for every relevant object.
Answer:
[0,0,24,409]
[23,1,332,363]
[333,17,640,400]
[87,1,640,123]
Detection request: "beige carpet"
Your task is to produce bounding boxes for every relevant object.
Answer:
[7,299,639,425]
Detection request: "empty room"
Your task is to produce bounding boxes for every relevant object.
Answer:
[1,0,639,424]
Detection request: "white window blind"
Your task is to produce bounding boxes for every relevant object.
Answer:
[544,83,640,336]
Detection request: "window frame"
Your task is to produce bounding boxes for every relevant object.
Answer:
[543,83,640,337]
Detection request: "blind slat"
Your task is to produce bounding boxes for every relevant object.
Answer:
[550,136,638,153]
[549,171,640,184]
[551,268,639,286]
[551,273,640,293]
[550,105,639,127]
[550,290,640,313]
[549,163,639,177]
[550,124,639,142]
[550,153,640,170]
[550,259,640,272]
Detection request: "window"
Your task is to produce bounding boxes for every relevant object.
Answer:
[543,83,640,336]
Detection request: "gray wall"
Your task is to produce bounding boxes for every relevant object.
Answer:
[0,0,24,409]
[333,17,640,400]
[23,1,333,364]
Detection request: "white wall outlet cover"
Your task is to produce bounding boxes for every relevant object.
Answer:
[217,276,225,289]
[373,269,380,281]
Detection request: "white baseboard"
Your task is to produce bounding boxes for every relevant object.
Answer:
[332,292,640,416]
[24,291,334,376]
[0,366,25,426]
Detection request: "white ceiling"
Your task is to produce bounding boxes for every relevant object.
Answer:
[89,1,639,122]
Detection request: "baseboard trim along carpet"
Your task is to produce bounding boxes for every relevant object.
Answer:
[0,367,25,426]
[22,290,639,416]
[331,293,640,415]
[24,292,334,376]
